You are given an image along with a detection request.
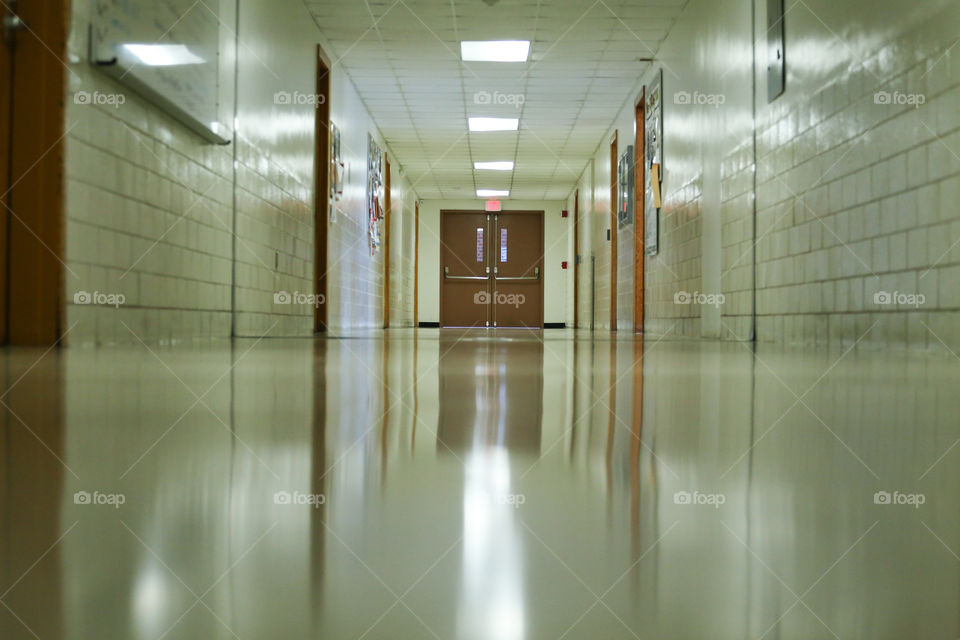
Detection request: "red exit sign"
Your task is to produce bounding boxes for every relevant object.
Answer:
[485,200,501,212]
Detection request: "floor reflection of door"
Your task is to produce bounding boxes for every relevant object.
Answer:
[436,336,543,453]
[440,210,544,328]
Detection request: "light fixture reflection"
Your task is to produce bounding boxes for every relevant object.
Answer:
[123,44,205,67]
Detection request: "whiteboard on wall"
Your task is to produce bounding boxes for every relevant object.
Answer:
[90,0,230,144]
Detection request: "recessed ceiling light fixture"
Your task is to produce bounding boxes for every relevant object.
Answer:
[468,117,519,132]
[474,161,514,171]
[461,40,530,62]
[477,189,509,197]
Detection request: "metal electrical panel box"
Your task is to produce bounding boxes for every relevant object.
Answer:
[767,0,786,102]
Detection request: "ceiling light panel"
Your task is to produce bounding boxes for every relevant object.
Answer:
[468,117,519,132]
[460,40,530,62]
[474,161,514,171]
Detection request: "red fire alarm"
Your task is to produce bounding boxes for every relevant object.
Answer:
[561,209,569,218]
[561,261,568,269]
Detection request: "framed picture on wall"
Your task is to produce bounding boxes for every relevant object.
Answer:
[644,68,663,256]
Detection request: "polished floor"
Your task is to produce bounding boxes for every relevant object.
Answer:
[0,330,957,639]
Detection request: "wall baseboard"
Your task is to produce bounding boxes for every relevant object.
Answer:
[418,322,440,328]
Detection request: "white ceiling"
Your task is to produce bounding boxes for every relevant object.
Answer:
[303,0,690,200]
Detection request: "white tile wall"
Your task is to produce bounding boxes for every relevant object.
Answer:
[568,0,960,350]
[63,0,419,344]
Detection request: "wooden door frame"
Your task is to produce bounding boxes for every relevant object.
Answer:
[573,188,579,329]
[438,209,544,329]
[634,89,645,333]
[5,0,69,345]
[313,44,331,332]
[382,154,391,328]
[609,131,618,331]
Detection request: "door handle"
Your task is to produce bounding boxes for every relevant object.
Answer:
[444,266,487,281]
[495,267,540,281]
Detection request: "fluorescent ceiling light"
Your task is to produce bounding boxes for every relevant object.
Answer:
[469,117,519,132]
[461,40,530,62]
[477,189,509,197]
[123,44,205,67]
[474,161,514,171]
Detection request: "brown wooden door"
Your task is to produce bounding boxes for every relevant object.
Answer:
[633,91,645,332]
[440,210,544,328]
[0,4,11,345]
[314,45,331,332]
[492,211,542,328]
[440,211,490,327]
[3,0,68,345]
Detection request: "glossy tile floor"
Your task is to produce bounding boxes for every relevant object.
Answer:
[1,330,958,639]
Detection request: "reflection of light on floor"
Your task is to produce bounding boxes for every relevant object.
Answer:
[132,565,170,638]
[458,448,526,640]
[472,361,510,448]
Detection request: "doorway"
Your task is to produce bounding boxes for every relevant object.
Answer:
[314,45,331,332]
[609,131,618,331]
[573,189,579,329]
[382,154,391,328]
[440,210,543,328]
[634,90,645,333]
[2,0,68,345]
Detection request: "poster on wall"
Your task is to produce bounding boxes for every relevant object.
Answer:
[617,145,634,228]
[367,134,384,255]
[329,122,343,222]
[644,69,663,256]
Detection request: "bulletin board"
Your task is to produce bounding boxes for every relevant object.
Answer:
[644,69,663,256]
[617,145,635,228]
[329,122,343,222]
[367,135,385,255]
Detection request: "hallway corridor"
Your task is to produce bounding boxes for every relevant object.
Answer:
[1,0,960,637]
[2,331,957,639]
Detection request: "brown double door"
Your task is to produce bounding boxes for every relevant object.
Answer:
[440,210,543,328]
